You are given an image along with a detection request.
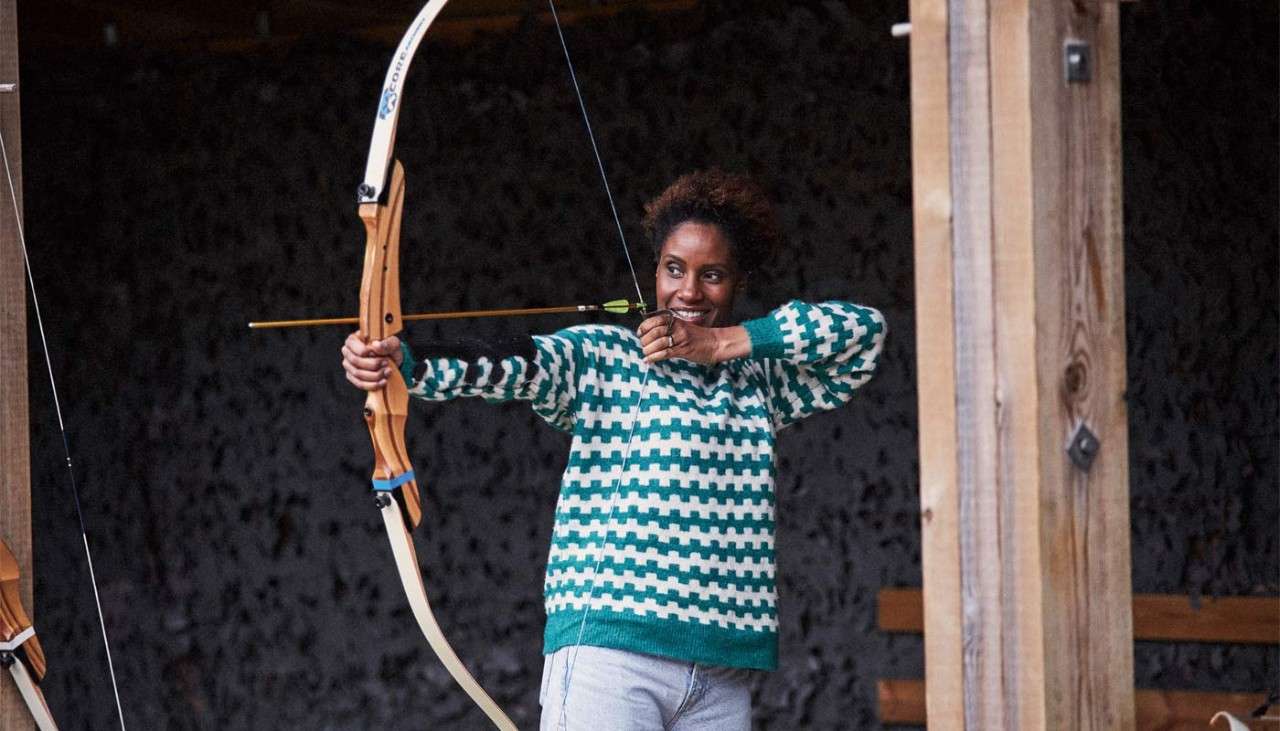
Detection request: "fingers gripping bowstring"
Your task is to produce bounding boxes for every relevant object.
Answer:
[0,126,129,731]
[548,2,653,723]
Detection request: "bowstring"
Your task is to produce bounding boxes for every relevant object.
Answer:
[547,0,646,310]
[547,1,654,722]
[0,124,129,731]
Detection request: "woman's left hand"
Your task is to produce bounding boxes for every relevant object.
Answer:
[638,310,723,365]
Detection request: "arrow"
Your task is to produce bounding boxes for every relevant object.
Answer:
[248,299,645,329]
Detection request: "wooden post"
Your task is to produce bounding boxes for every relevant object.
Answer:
[908,0,964,727]
[0,0,32,728]
[909,0,1134,728]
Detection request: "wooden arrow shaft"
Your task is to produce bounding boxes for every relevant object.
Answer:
[248,302,642,329]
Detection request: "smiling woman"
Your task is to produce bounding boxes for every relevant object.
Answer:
[655,220,739,327]
[341,168,887,729]
[637,169,781,365]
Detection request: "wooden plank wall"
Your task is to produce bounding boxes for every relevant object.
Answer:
[0,0,31,728]
[908,0,1133,728]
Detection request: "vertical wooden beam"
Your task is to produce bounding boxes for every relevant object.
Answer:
[909,0,1133,728]
[988,1,1047,728]
[0,0,31,728]
[907,0,963,729]
[1030,2,1134,728]
[945,0,1015,726]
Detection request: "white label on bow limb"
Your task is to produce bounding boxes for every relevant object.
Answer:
[0,626,35,651]
[360,0,452,203]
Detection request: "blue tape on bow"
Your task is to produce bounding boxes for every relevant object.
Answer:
[372,470,415,491]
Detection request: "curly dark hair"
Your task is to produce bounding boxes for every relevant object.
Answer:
[641,170,781,277]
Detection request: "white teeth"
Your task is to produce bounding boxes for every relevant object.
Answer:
[672,310,707,321]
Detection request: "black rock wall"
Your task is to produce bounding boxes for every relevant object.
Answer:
[14,1,1275,729]
[1121,1,1278,696]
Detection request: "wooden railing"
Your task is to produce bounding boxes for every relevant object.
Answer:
[876,588,1278,727]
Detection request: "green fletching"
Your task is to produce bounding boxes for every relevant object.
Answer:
[602,299,641,314]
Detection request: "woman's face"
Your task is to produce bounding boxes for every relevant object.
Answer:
[654,221,743,328]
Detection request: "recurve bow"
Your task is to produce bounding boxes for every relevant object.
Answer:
[355,2,516,728]
[353,2,652,726]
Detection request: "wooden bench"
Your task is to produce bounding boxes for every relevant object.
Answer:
[876,588,1278,728]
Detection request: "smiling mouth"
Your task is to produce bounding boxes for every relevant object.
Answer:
[671,308,711,323]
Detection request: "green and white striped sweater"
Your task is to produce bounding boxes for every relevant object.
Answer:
[400,300,885,671]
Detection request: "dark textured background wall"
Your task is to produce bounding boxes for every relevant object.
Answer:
[15,1,1276,729]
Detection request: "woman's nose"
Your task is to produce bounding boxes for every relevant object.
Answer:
[678,278,703,301]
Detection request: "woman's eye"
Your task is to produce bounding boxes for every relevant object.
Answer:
[703,270,724,283]
[666,263,683,277]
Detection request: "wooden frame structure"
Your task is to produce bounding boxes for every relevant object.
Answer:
[910,0,1133,728]
[0,0,30,728]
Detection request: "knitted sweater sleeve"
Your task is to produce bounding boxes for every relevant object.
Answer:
[741,300,886,430]
[399,327,599,433]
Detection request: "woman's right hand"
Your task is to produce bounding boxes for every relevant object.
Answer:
[342,331,403,391]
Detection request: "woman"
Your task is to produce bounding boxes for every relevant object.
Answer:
[342,169,886,729]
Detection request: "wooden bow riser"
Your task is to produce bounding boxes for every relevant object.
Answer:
[358,160,423,531]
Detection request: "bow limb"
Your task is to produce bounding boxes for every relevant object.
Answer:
[359,0,450,206]
[377,498,517,731]
[3,657,56,731]
[0,538,58,730]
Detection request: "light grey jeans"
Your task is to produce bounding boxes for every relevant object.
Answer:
[539,645,754,731]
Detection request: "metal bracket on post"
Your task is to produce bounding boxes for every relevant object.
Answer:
[1065,40,1091,83]
[1067,423,1100,472]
